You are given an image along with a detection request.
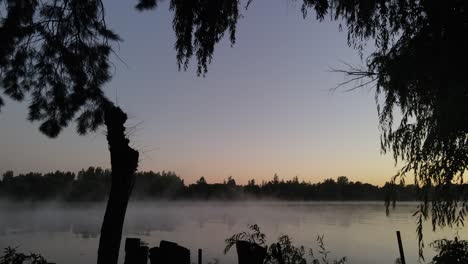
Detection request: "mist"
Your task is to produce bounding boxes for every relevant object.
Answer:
[1,201,462,264]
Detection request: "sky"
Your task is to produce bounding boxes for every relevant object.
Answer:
[0,0,401,186]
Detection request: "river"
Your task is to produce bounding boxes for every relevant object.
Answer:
[0,201,465,263]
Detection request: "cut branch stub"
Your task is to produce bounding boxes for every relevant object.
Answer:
[104,103,139,179]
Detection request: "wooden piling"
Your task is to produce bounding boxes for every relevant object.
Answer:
[396,231,406,264]
[235,240,267,264]
[198,249,202,264]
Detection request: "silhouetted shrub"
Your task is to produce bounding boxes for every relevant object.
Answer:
[0,247,49,264]
[430,237,468,264]
[225,224,346,264]
[309,235,346,264]
[267,235,306,264]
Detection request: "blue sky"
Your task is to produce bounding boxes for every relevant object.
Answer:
[0,0,398,185]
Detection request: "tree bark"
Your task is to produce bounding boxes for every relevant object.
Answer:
[97,102,139,264]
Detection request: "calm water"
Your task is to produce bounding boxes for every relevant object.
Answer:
[0,201,465,264]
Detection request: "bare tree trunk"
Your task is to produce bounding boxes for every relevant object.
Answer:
[97,102,139,264]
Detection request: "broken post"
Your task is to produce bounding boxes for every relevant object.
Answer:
[235,241,267,264]
[124,238,148,264]
[149,240,190,264]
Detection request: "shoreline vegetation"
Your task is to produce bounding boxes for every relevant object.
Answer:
[2,167,464,202]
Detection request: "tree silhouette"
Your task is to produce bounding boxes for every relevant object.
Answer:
[318,1,468,257]
[0,1,137,264]
[0,169,439,201]
[197,176,207,185]
[336,176,349,185]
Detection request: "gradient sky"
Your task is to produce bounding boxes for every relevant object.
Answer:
[0,0,401,186]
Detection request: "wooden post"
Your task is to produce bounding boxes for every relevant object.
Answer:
[396,231,406,264]
[198,249,202,264]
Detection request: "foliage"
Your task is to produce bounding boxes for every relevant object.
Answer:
[224,224,346,264]
[0,247,48,264]
[0,0,119,137]
[310,235,346,264]
[136,0,240,76]
[267,235,306,264]
[430,237,468,264]
[307,0,468,258]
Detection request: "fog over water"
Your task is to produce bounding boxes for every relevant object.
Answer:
[0,201,465,264]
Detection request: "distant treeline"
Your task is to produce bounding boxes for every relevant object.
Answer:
[0,167,425,201]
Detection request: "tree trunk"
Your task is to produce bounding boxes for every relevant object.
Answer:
[97,102,139,264]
